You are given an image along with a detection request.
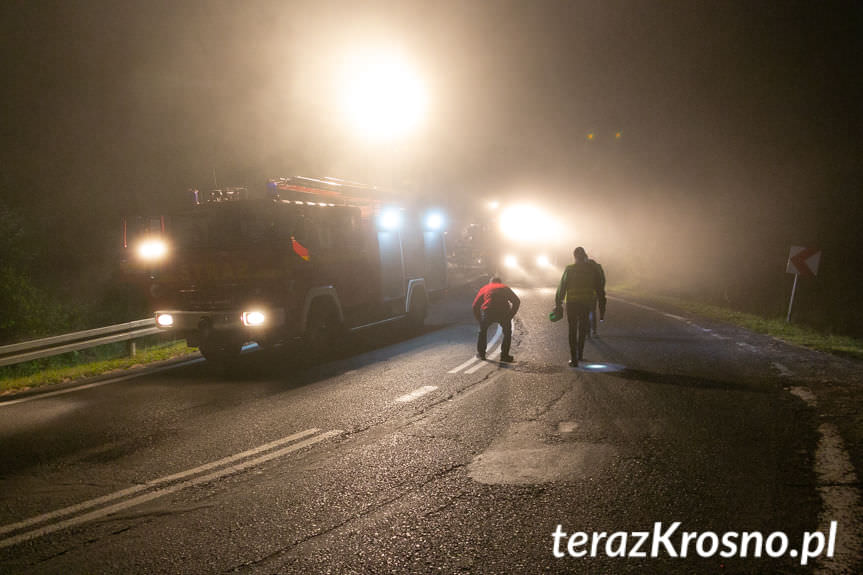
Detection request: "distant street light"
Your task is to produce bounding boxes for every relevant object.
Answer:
[339,48,427,143]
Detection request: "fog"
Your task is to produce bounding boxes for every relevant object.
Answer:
[1,1,860,334]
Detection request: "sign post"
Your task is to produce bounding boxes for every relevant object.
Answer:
[785,246,821,323]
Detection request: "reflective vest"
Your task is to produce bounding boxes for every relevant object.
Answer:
[561,262,598,304]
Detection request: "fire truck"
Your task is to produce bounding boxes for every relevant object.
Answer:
[124,176,447,362]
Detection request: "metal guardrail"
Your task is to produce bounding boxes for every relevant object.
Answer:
[0,319,162,368]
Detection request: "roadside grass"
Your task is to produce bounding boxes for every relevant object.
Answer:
[612,286,863,360]
[0,339,198,395]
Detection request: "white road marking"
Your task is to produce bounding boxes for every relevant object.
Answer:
[465,354,495,374]
[448,357,480,374]
[608,297,660,313]
[663,312,687,321]
[448,325,502,374]
[0,344,264,408]
[814,423,862,575]
[789,386,817,408]
[786,385,862,573]
[736,341,759,352]
[557,422,578,433]
[0,428,337,548]
[0,358,206,408]
[395,386,438,403]
[773,362,794,378]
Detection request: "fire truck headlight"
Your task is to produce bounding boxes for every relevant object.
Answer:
[503,254,518,268]
[424,211,444,230]
[137,238,168,262]
[155,313,174,327]
[242,310,267,327]
[379,208,402,230]
[536,254,551,268]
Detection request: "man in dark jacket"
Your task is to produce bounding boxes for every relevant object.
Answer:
[473,276,520,362]
[554,247,605,367]
[587,256,607,337]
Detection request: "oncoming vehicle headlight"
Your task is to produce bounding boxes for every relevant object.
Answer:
[137,238,168,262]
[155,313,174,327]
[498,204,561,244]
[503,254,518,268]
[242,310,267,327]
[536,254,551,268]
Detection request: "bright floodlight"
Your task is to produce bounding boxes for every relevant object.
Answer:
[536,254,551,268]
[137,238,167,261]
[487,200,500,210]
[503,254,518,268]
[425,212,444,230]
[379,208,403,230]
[155,313,174,327]
[340,48,427,142]
[499,204,560,244]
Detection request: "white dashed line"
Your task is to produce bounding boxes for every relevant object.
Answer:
[395,385,438,403]
[465,357,494,374]
[448,325,502,374]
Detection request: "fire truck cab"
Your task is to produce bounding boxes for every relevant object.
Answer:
[128,177,447,362]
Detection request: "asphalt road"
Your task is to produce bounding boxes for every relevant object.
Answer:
[0,281,859,574]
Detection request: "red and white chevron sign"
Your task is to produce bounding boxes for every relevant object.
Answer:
[786,246,821,277]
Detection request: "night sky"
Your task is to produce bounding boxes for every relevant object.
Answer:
[1,1,861,331]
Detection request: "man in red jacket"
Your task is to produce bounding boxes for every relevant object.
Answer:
[472,276,520,362]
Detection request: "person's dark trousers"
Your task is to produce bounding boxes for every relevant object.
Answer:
[477,311,512,356]
[566,301,591,361]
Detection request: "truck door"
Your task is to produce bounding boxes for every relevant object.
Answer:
[377,229,405,301]
[423,230,447,292]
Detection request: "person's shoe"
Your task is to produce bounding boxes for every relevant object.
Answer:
[569,360,578,367]
[476,352,486,360]
[500,354,515,363]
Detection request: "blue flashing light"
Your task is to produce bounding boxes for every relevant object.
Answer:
[424,211,445,230]
[379,208,403,230]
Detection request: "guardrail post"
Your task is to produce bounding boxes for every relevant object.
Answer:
[128,340,137,358]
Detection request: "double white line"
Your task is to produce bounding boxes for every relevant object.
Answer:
[448,325,503,375]
[0,428,340,549]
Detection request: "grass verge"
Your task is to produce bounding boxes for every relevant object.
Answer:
[612,286,863,360]
[0,340,198,396]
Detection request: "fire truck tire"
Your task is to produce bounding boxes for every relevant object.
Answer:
[199,338,243,363]
[407,289,428,329]
[304,300,342,357]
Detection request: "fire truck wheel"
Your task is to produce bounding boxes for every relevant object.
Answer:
[304,302,342,357]
[199,338,242,363]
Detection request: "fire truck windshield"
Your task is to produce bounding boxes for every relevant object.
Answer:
[170,205,288,249]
